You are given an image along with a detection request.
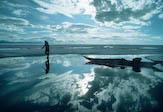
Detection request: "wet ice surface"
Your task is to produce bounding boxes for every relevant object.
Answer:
[0,45,163,58]
[0,55,163,112]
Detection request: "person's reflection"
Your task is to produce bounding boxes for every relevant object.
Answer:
[42,41,50,74]
[45,55,50,74]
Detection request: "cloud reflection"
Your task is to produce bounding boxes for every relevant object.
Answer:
[25,69,95,105]
[77,68,95,96]
[23,64,163,112]
[0,55,163,112]
[79,66,162,112]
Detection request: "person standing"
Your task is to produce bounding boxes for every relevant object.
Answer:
[42,41,49,56]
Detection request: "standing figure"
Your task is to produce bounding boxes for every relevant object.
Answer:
[42,41,49,56]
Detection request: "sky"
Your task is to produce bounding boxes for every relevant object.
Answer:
[0,0,163,45]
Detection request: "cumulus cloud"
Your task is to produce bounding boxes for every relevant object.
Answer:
[122,25,141,30]
[0,16,30,33]
[0,16,29,26]
[37,21,149,44]
[33,0,79,18]
[2,1,28,8]
[12,9,29,16]
[0,24,24,33]
[0,0,162,44]
[17,20,151,44]
[91,0,163,25]
[30,22,95,35]
[56,22,95,34]
[27,22,96,43]
[33,0,95,18]
[56,22,146,38]
[32,0,163,26]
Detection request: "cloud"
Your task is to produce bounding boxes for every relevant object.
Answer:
[56,22,95,34]
[33,0,95,18]
[37,21,149,44]
[12,20,151,44]
[0,16,30,33]
[91,0,162,25]
[0,16,29,26]
[12,9,29,16]
[2,1,28,8]
[122,25,141,30]
[0,24,24,33]
[0,0,161,44]
[29,22,95,37]
[32,0,163,27]
[33,0,79,18]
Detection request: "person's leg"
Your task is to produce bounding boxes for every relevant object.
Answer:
[45,50,48,55]
[45,49,48,55]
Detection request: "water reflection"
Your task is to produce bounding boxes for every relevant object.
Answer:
[42,40,50,74]
[79,67,163,112]
[45,56,50,74]
[0,55,163,112]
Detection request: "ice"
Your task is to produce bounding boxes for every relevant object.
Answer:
[141,47,158,50]
[145,56,163,62]
[153,64,163,71]
[0,44,163,58]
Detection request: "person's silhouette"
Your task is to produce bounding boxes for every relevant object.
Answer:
[42,41,49,56]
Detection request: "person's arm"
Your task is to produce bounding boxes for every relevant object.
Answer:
[41,45,45,49]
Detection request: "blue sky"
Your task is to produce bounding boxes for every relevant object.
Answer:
[0,0,163,44]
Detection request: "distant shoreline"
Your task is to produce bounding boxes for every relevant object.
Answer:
[0,43,163,46]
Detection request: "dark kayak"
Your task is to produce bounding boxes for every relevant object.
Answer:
[84,56,163,72]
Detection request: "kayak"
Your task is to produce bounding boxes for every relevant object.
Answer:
[84,56,163,72]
